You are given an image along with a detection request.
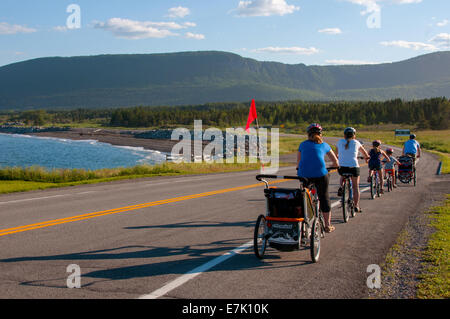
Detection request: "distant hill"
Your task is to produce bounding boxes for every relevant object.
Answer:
[0,50,449,109]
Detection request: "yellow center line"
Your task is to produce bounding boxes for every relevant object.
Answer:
[0,179,289,237]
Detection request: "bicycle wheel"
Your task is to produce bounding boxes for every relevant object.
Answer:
[370,176,376,199]
[310,217,321,263]
[413,168,417,186]
[342,180,349,223]
[376,175,381,197]
[387,176,392,192]
[253,215,267,259]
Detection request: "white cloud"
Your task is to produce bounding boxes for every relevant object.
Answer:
[252,46,320,55]
[183,22,197,28]
[185,32,205,40]
[436,19,449,27]
[0,22,36,35]
[318,28,342,35]
[235,0,300,17]
[325,59,379,65]
[380,40,438,51]
[93,18,198,39]
[391,0,422,3]
[430,33,450,48]
[53,26,68,32]
[345,0,421,15]
[166,6,191,19]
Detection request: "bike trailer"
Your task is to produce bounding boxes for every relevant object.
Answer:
[398,155,413,182]
[263,187,310,247]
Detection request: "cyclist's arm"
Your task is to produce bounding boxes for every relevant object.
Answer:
[335,145,339,159]
[326,149,339,168]
[417,145,421,158]
[296,151,301,169]
[381,150,390,160]
[359,145,370,160]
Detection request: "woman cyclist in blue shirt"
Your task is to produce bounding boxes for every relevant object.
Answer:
[297,123,339,233]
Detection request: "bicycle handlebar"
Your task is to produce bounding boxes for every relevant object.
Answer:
[256,174,301,181]
[256,167,339,182]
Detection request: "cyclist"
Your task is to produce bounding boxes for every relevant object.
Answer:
[297,123,339,233]
[403,134,421,160]
[335,127,370,213]
[367,140,390,194]
[382,148,400,188]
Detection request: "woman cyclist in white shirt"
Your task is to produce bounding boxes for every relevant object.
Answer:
[335,127,370,213]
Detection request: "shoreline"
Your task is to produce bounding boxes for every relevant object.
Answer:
[26,128,180,154]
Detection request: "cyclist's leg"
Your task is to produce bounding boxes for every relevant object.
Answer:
[351,175,361,208]
[378,169,384,192]
[312,175,333,231]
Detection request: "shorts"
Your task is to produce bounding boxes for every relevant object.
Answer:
[369,163,382,171]
[300,174,331,213]
[385,168,395,176]
[338,166,360,177]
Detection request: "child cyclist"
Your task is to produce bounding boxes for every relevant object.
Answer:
[382,148,400,188]
[367,140,390,194]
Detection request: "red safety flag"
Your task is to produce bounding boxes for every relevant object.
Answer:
[245,99,258,132]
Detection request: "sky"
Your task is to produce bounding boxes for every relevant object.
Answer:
[0,0,449,67]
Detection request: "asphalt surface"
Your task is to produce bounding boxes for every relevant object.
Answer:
[0,142,446,299]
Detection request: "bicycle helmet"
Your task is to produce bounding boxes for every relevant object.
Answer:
[410,134,416,139]
[386,148,394,154]
[372,140,381,147]
[344,127,356,137]
[307,123,322,135]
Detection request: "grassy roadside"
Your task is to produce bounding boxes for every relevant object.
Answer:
[0,161,284,194]
[417,195,450,299]
[370,195,449,299]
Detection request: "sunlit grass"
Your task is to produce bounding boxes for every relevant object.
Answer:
[417,195,450,299]
[0,161,273,194]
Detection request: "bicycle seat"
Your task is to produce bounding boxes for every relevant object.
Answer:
[298,177,315,189]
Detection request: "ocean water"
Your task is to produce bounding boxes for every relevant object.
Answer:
[0,133,167,170]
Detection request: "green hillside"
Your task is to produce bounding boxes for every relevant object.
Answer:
[0,51,449,109]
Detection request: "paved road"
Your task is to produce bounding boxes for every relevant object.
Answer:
[0,143,446,299]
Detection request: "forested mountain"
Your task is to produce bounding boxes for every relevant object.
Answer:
[0,51,449,109]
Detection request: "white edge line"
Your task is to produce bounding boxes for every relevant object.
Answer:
[139,241,253,299]
[0,194,66,205]
[139,186,372,299]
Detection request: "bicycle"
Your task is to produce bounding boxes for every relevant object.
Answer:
[385,169,394,192]
[340,173,356,222]
[253,170,335,263]
[369,169,382,199]
[406,154,418,187]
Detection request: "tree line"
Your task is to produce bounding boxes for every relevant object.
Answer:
[109,98,450,129]
[3,98,449,129]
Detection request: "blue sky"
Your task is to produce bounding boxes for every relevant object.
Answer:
[0,0,449,67]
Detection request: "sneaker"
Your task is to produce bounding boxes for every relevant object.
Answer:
[393,184,398,188]
[355,207,363,213]
[337,187,343,197]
